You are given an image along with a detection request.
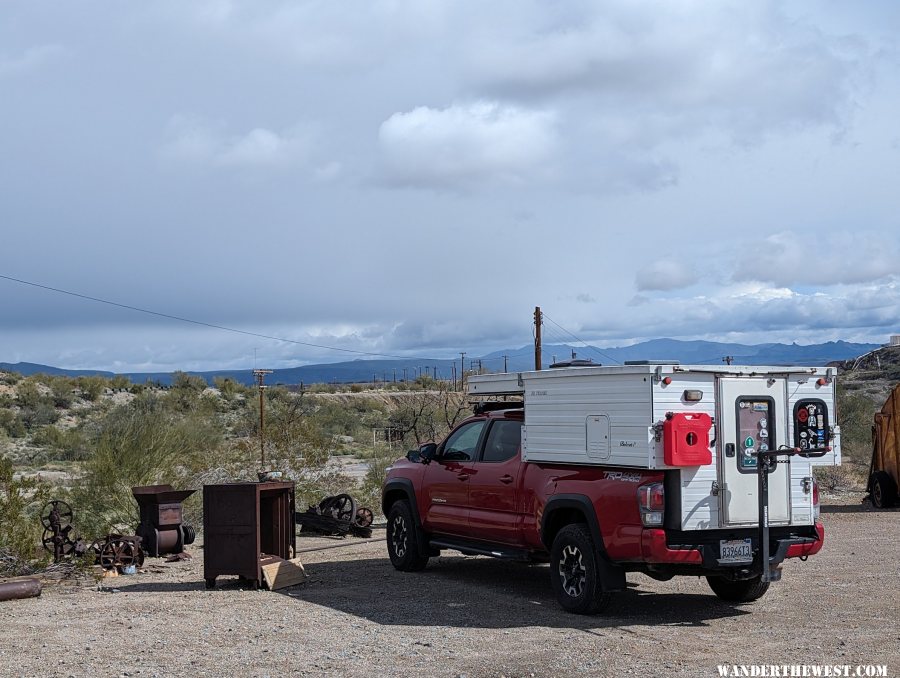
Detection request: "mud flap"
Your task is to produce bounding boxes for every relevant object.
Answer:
[598,557,627,592]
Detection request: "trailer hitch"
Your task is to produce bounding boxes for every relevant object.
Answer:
[752,445,829,582]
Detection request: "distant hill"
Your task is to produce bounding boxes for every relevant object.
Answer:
[1,338,881,387]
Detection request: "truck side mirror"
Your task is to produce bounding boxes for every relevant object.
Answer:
[419,442,438,463]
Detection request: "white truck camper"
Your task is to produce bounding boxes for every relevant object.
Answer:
[468,363,839,543]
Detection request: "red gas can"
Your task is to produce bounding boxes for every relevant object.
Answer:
[663,412,712,466]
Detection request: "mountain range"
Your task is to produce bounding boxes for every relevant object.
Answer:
[0,338,881,387]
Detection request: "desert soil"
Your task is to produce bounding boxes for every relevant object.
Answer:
[1,492,898,678]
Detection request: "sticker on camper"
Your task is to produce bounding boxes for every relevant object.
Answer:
[744,436,755,448]
[758,418,767,429]
[752,402,768,412]
[797,409,809,422]
[759,428,768,438]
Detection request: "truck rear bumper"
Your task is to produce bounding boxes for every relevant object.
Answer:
[638,522,824,570]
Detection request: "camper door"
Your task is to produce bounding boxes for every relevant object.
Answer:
[717,378,791,526]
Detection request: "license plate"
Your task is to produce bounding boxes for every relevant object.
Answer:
[719,538,753,564]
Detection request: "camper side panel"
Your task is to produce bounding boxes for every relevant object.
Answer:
[652,373,720,531]
[522,372,653,466]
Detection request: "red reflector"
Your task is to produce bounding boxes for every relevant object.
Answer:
[816,378,827,386]
[662,376,672,385]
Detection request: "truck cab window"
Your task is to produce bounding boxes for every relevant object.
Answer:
[481,420,521,463]
[441,420,486,461]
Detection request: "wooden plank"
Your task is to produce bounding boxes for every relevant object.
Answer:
[261,557,307,591]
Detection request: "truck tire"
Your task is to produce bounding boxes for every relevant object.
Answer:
[706,575,770,603]
[550,523,612,615]
[386,500,429,572]
[871,471,898,509]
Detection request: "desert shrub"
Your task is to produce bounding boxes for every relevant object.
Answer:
[16,379,46,408]
[167,371,214,413]
[836,385,878,466]
[109,374,131,390]
[20,403,60,429]
[31,426,90,461]
[814,464,864,492]
[213,376,240,401]
[0,409,26,438]
[71,394,224,535]
[0,371,22,385]
[48,376,75,408]
[0,456,52,575]
[75,375,107,401]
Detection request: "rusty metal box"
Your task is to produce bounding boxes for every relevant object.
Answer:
[202,481,296,589]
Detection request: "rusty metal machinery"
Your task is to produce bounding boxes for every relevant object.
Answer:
[40,500,87,562]
[40,499,146,571]
[296,494,374,537]
[97,534,145,571]
[132,485,196,557]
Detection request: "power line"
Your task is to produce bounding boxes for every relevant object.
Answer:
[541,313,621,365]
[0,273,446,362]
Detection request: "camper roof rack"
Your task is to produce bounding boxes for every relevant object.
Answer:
[472,401,524,415]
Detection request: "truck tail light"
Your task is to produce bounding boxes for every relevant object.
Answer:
[812,478,820,521]
[638,482,665,527]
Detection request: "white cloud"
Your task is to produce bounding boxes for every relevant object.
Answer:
[160,116,314,170]
[377,101,558,190]
[636,260,698,291]
[732,231,899,286]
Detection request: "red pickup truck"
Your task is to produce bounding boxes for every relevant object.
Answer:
[382,404,824,614]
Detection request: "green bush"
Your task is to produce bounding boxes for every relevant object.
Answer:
[75,375,108,401]
[72,394,224,534]
[31,426,90,461]
[0,456,52,575]
[835,385,878,466]
[0,409,26,438]
[48,376,75,408]
[20,403,60,430]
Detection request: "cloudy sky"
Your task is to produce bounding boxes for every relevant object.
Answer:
[1,1,898,372]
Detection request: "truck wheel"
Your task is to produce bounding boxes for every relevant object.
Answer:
[550,524,611,615]
[871,471,898,509]
[386,500,429,572]
[706,575,770,603]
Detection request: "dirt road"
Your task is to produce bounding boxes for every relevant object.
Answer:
[2,494,898,677]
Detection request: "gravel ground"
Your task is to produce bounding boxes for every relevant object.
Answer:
[2,492,898,678]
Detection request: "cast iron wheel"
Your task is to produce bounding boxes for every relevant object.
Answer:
[871,471,898,508]
[354,507,374,528]
[386,500,429,571]
[41,526,77,556]
[706,575,770,603]
[40,500,73,530]
[99,538,138,571]
[319,494,357,522]
[549,523,611,615]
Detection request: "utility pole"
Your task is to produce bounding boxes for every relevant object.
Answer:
[452,364,457,390]
[403,367,408,383]
[460,352,466,390]
[503,354,508,373]
[253,369,273,469]
[393,368,396,383]
[534,306,542,370]
[723,356,734,366]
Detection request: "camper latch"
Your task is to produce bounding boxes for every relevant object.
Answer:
[652,422,665,442]
[711,481,726,496]
[801,477,812,494]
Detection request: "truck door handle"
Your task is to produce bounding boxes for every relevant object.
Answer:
[458,473,470,481]
[725,443,735,457]
[499,475,514,484]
